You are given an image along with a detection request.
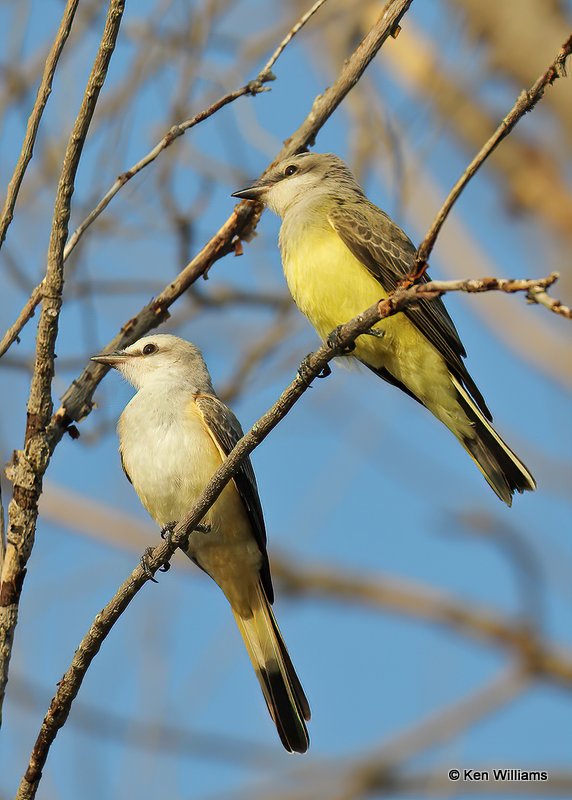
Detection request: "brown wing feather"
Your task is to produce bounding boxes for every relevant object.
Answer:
[194,394,273,603]
[329,202,492,420]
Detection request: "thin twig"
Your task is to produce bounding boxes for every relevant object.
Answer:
[61,85,270,264]
[412,273,560,298]
[416,34,572,270]
[0,0,80,252]
[260,0,328,76]
[0,0,126,728]
[15,270,555,798]
[0,283,43,358]
[0,0,329,360]
[527,282,572,319]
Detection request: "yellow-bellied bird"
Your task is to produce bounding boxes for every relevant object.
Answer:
[232,153,535,505]
[92,334,310,752]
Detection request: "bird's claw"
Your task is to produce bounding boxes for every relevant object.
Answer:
[194,522,211,534]
[297,354,314,385]
[297,355,331,385]
[364,327,385,339]
[327,325,355,354]
[160,521,177,542]
[161,520,210,551]
[141,547,159,583]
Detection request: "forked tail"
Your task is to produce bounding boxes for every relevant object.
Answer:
[450,375,536,506]
[233,581,310,753]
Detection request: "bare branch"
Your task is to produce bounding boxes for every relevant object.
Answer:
[0,0,80,251]
[260,0,328,76]
[379,20,572,241]
[0,283,43,359]
[0,0,126,727]
[527,281,572,319]
[416,34,572,269]
[410,273,560,299]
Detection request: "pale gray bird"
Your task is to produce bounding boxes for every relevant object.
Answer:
[92,334,310,753]
[232,152,536,505]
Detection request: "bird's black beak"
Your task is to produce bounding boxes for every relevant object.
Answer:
[231,180,267,201]
[91,351,128,366]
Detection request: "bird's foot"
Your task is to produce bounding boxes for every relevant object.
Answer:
[194,522,211,534]
[327,325,355,354]
[297,354,331,384]
[364,327,385,339]
[161,520,211,551]
[160,521,177,542]
[140,547,170,583]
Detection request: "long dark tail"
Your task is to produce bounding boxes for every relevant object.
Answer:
[233,581,310,753]
[451,375,536,505]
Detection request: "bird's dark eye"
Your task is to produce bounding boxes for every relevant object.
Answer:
[142,343,157,356]
[284,164,298,177]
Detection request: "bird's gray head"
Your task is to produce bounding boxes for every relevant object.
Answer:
[91,334,215,393]
[232,152,363,217]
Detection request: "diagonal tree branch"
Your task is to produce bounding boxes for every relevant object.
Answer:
[0,0,80,252]
[15,270,559,799]
[0,0,126,726]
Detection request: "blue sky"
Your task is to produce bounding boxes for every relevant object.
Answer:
[1,2,571,798]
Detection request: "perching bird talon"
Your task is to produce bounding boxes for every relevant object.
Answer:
[298,354,332,384]
[194,522,211,534]
[327,325,354,354]
[364,328,385,339]
[297,354,315,384]
[141,547,158,583]
[160,521,177,541]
